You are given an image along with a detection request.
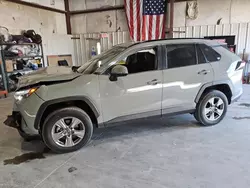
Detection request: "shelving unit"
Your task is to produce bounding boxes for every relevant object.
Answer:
[0,42,44,97]
[5,55,43,60]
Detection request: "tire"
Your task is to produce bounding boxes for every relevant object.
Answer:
[42,107,93,153]
[194,90,228,126]
[18,128,39,142]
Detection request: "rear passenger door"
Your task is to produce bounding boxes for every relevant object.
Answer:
[162,43,214,114]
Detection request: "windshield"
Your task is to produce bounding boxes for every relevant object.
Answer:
[77,46,127,74]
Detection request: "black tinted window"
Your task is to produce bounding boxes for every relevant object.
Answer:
[199,44,221,62]
[166,44,197,69]
[197,45,207,64]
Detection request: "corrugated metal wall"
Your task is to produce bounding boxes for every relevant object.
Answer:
[173,22,250,59]
[72,31,131,65]
[73,22,250,65]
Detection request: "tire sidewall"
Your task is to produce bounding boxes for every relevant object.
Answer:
[42,108,93,153]
[197,91,228,126]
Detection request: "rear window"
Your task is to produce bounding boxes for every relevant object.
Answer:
[166,44,197,68]
[199,44,221,62]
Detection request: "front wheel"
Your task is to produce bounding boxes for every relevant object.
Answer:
[194,90,228,126]
[42,107,93,153]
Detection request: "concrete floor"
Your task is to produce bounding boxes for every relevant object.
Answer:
[0,86,250,188]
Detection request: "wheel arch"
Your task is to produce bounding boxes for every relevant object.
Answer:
[34,96,100,130]
[195,81,233,104]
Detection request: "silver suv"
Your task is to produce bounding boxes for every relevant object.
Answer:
[5,39,244,153]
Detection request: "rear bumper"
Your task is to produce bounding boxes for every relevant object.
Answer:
[232,93,242,103]
[231,88,243,103]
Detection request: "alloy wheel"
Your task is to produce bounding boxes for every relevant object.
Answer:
[51,117,85,147]
[203,97,225,121]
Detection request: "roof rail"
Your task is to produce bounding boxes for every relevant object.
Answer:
[140,38,208,43]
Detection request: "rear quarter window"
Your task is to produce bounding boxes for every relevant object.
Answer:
[196,45,207,64]
[199,44,221,62]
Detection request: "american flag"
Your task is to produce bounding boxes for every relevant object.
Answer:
[124,0,166,42]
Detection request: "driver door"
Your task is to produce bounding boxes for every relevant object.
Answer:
[98,46,163,125]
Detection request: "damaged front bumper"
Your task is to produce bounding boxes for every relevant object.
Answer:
[4,112,22,130]
[4,111,38,136]
[5,91,44,136]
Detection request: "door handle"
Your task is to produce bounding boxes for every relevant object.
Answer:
[147,79,161,85]
[198,70,210,75]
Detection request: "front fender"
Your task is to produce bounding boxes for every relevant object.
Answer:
[34,96,100,130]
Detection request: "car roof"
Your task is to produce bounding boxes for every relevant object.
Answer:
[117,38,224,48]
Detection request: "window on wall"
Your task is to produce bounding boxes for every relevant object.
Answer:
[199,44,221,62]
[166,44,197,69]
[122,48,158,74]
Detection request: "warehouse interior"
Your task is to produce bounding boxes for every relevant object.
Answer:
[0,0,250,187]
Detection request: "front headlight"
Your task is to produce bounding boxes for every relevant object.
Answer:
[14,87,38,101]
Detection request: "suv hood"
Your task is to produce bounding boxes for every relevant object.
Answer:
[17,66,81,89]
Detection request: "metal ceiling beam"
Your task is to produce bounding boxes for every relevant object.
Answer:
[7,0,188,36]
[7,0,189,16]
[5,0,66,14]
[64,0,72,34]
[6,0,72,34]
[70,0,190,15]
[70,5,124,15]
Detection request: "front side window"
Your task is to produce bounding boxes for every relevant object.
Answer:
[77,46,127,74]
[199,44,221,62]
[118,48,158,74]
[166,44,197,69]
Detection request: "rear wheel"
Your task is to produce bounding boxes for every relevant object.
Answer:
[42,107,93,153]
[194,90,228,126]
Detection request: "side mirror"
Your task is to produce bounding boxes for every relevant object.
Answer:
[109,65,128,81]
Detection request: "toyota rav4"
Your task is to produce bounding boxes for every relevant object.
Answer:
[5,39,244,153]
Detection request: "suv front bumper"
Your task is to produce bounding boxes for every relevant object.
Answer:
[4,111,39,136]
[4,92,44,136]
[4,111,21,129]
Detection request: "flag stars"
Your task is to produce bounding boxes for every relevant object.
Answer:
[143,0,165,15]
